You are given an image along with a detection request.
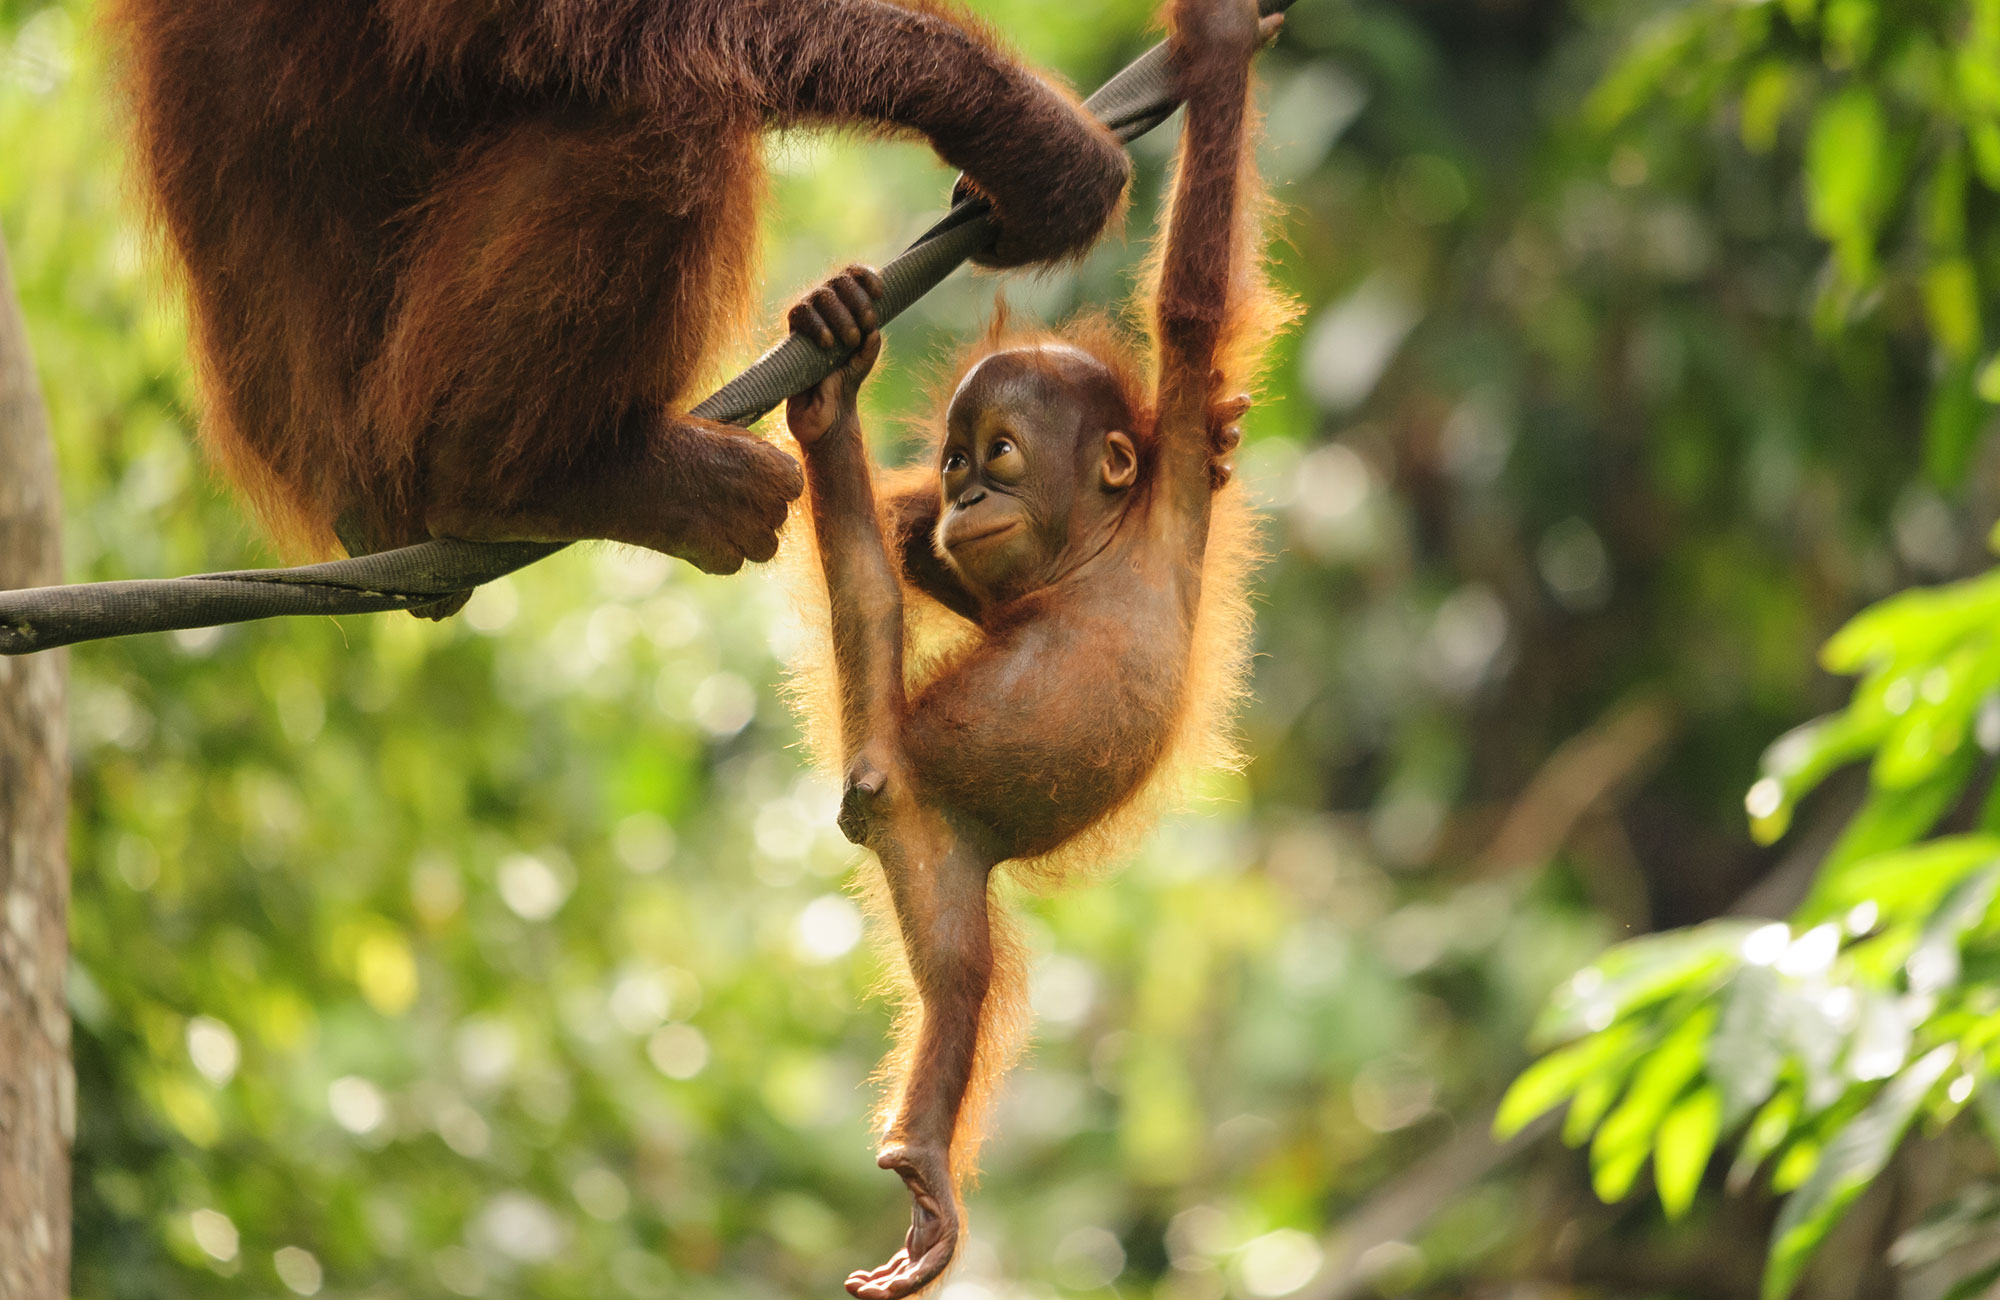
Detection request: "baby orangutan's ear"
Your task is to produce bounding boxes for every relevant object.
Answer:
[1100,431,1138,491]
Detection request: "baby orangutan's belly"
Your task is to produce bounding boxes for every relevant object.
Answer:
[911,643,1183,862]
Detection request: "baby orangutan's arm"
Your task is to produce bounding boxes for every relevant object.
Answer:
[1152,0,1278,542]
[788,267,906,766]
[788,268,998,1300]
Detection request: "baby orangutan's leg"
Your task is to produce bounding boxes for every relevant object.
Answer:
[424,411,803,576]
[850,836,995,1300]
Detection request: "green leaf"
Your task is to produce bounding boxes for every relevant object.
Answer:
[1922,261,1981,362]
[1972,120,2000,192]
[1739,60,1796,155]
[1926,358,1984,484]
[1820,570,2000,674]
[1592,1138,1650,1204]
[1871,644,2000,790]
[1821,0,1876,67]
[1928,145,1971,250]
[1772,1138,1821,1194]
[1495,1022,1640,1139]
[1537,923,1753,1043]
[1655,1085,1723,1220]
[1749,712,1888,844]
[1730,1083,1803,1193]
[1585,12,1704,131]
[1764,1046,1957,1300]
[1802,835,2000,927]
[1564,1069,1624,1148]
[1590,1005,1717,1202]
[1805,88,1888,281]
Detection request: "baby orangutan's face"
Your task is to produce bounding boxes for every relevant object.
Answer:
[936,346,1138,607]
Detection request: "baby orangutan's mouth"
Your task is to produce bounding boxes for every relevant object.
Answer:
[947,519,1022,549]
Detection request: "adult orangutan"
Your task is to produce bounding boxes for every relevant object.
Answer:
[783,0,1287,1291]
[104,0,1130,589]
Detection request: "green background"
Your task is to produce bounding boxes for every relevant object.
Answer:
[5,0,1993,1295]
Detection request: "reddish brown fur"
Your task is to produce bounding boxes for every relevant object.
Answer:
[788,308,1271,1193]
[101,0,1131,566]
[780,3,1291,1292]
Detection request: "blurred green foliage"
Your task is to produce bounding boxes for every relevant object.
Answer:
[10,0,2000,1296]
[1500,556,2000,1297]
[1502,1,2000,1296]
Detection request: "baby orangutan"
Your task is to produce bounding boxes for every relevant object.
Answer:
[783,0,1286,1293]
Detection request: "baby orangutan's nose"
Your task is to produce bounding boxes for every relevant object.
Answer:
[957,487,987,507]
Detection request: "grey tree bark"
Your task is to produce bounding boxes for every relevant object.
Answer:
[0,233,72,1300]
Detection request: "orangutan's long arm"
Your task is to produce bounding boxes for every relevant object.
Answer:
[1152,0,1268,541]
[744,0,1131,268]
[378,0,1129,269]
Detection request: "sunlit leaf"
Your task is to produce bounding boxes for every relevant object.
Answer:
[1739,60,1796,154]
[1564,1068,1625,1148]
[1922,260,1981,361]
[1843,993,1913,1089]
[1771,1137,1821,1194]
[1592,1138,1650,1203]
[1750,712,1886,842]
[1495,1022,1641,1139]
[1805,88,1889,280]
[1730,1083,1803,1193]
[1590,1006,1716,1202]
[1800,834,2000,927]
[1536,923,1753,1043]
[1654,1085,1722,1220]
[1821,0,1877,67]
[1820,571,2000,675]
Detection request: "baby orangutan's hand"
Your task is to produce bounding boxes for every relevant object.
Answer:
[788,265,888,447]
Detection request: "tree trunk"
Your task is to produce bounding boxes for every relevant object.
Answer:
[0,234,71,1300]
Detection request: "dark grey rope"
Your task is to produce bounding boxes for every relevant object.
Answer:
[0,0,1292,656]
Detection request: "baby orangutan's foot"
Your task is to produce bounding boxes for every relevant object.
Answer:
[846,1144,958,1300]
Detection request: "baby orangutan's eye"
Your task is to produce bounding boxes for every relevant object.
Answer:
[943,451,968,473]
[989,438,1014,459]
